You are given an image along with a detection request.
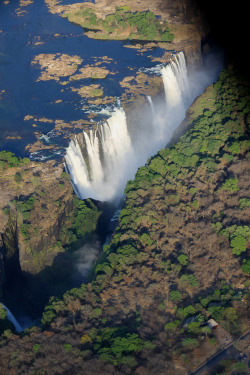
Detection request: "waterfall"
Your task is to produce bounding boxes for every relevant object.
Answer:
[0,303,23,332]
[65,51,220,202]
[161,52,189,124]
[147,95,156,118]
[65,108,133,201]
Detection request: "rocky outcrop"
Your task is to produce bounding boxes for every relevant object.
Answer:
[0,159,74,283]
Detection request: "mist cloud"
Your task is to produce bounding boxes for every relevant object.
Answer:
[65,51,224,203]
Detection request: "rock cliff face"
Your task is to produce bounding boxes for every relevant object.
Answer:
[0,159,75,296]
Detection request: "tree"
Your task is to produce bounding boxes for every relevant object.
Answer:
[223,307,237,324]
[241,258,250,274]
[231,235,247,255]
[177,254,189,266]
[169,290,182,302]
[181,338,198,349]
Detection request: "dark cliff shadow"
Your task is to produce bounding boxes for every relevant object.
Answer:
[4,233,102,322]
[3,199,119,324]
[194,0,250,81]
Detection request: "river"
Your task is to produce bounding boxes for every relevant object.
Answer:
[0,0,169,160]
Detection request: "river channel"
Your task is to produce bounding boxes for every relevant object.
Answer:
[0,0,169,160]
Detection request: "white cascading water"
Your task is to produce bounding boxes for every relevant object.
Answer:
[146,95,156,118]
[65,108,132,201]
[65,51,219,202]
[0,303,23,332]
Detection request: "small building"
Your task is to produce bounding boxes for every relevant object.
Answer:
[207,318,218,329]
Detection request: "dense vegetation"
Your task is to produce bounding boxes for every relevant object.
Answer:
[0,151,30,169]
[64,6,174,42]
[0,304,13,334]
[0,66,249,374]
[59,196,102,248]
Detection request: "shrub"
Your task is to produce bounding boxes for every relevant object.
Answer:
[111,334,143,355]
[33,344,41,354]
[223,307,237,323]
[207,306,224,322]
[41,309,56,326]
[233,362,248,372]
[0,305,7,320]
[228,142,242,155]
[161,31,174,42]
[184,305,196,316]
[118,356,138,367]
[177,305,196,320]
[239,198,250,209]
[220,178,239,192]
[95,263,113,277]
[187,321,202,334]
[91,308,102,318]
[158,303,166,310]
[169,290,182,302]
[16,195,36,215]
[63,344,73,351]
[14,172,23,183]
[219,225,250,255]
[241,258,250,274]
[231,235,247,255]
[179,274,199,288]
[20,223,30,239]
[192,200,199,208]
[61,198,101,246]
[140,233,153,247]
[116,5,130,12]
[181,338,198,349]
[2,206,10,216]
[164,321,180,331]
[222,152,234,163]
[177,254,189,266]
[0,151,30,169]
[81,334,92,345]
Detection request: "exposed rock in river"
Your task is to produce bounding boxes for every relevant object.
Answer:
[31,54,83,82]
